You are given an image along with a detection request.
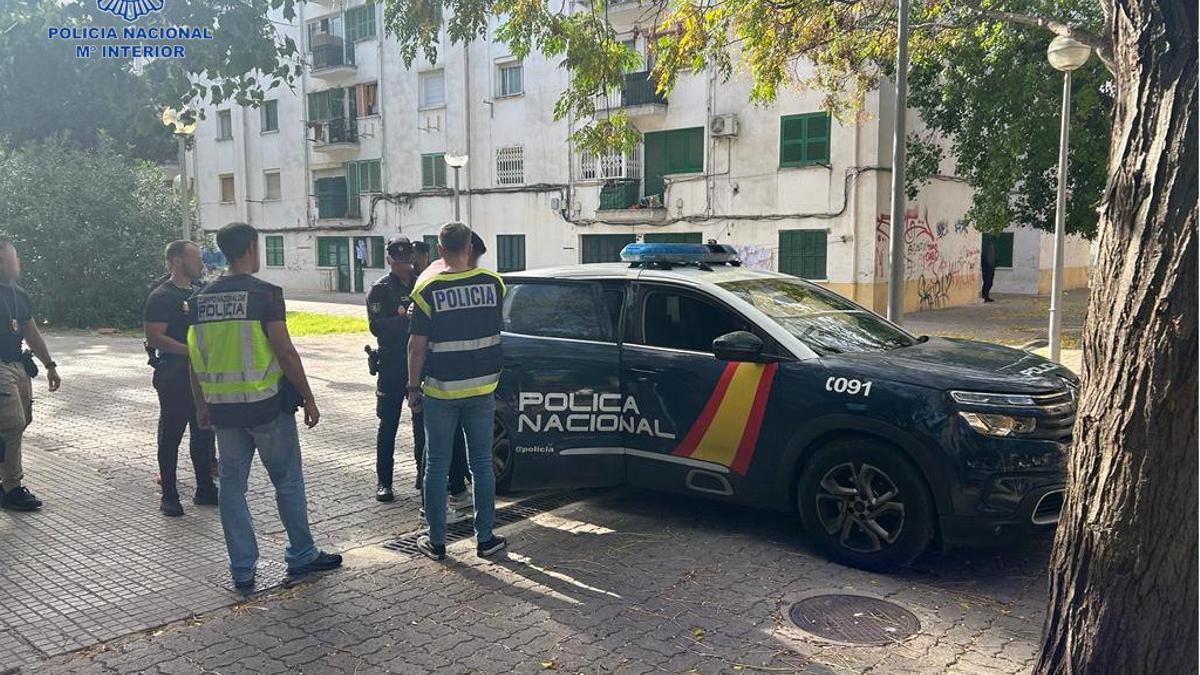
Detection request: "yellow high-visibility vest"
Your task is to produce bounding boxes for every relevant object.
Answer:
[187,318,282,405]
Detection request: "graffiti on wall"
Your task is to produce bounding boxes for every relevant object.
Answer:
[735,245,776,271]
[875,208,980,310]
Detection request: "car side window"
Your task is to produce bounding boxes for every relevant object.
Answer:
[601,288,625,340]
[503,282,612,342]
[642,290,749,353]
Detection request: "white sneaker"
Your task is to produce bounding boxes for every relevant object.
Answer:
[419,505,470,525]
[448,489,474,512]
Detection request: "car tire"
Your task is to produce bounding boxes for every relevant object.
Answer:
[797,437,934,572]
[492,415,514,493]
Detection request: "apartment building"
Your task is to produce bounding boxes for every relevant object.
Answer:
[190,0,1090,311]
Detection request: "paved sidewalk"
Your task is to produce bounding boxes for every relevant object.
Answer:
[2,332,1055,674]
[905,290,1089,348]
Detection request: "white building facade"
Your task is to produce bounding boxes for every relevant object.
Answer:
[190,0,1090,312]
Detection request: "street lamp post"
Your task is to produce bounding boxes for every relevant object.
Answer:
[161,107,197,240]
[444,154,469,221]
[1046,36,1091,362]
[886,0,911,324]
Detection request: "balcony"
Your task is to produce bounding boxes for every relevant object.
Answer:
[598,179,641,210]
[313,190,362,221]
[312,117,359,151]
[310,39,355,76]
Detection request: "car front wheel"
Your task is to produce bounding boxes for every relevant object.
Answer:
[797,437,934,571]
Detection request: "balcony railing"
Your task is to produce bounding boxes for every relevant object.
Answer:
[314,192,361,220]
[598,179,641,210]
[620,71,667,107]
[313,117,358,146]
[311,40,354,71]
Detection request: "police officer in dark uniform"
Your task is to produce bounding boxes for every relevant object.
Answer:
[367,237,420,502]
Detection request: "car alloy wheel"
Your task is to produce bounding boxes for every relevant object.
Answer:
[814,462,906,554]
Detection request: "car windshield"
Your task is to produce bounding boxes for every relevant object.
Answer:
[717,277,917,355]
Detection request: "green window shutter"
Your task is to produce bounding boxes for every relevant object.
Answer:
[265,236,285,267]
[804,114,831,163]
[643,132,666,198]
[780,113,832,166]
[421,154,445,189]
[345,4,375,41]
[370,236,385,268]
[580,234,636,263]
[423,235,441,260]
[496,234,526,272]
[779,229,828,279]
[317,237,335,266]
[780,116,806,165]
[684,127,704,173]
[315,177,347,218]
[367,159,381,192]
[643,232,702,244]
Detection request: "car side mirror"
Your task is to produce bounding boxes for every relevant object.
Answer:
[713,331,772,363]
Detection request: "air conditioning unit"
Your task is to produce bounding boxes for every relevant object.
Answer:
[709,113,739,138]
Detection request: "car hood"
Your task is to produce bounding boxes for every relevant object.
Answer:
[821,337,1078,393]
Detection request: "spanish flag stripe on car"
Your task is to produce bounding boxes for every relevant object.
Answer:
[672,362,780,475]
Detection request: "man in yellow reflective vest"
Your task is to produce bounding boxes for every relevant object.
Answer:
[188,222,342,590]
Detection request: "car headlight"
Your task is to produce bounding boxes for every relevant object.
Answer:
[958,412,1038,437]
[950,391,1036,406]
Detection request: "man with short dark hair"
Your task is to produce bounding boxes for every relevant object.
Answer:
[189,222,341,589]
[144,240,217,517]
[408,222,506,560]
[0,237,60,512]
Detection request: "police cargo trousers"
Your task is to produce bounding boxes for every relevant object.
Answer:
[0,362,31,492]
[213,412,319,583]
[153,364,216,501]
[422,394,496,546]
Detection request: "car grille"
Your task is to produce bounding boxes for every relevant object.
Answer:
[1032,489,1065,525]
[1029,390,1076,443]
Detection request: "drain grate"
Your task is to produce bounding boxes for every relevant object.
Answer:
[382,491,582,556]
[787,594,920,645]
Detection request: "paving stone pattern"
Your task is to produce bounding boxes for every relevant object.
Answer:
[2,332,1054,674]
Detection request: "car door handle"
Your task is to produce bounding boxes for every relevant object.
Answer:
[630,367,659,377]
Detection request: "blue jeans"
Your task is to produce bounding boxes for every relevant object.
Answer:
[422,394,497,546]
[214,412,318,581]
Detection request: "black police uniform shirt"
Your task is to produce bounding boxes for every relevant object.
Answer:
[409,268,505,399]
[143,281,195,366]
[366,272,415,362]
[188,274,298,428]
[0,283,32,363]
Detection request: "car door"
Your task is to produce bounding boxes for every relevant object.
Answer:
[620,283,781,499]
[496,278,625,490]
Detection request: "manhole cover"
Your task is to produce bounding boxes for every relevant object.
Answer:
[787,594,920,645]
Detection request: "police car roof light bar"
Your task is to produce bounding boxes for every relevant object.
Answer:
[620,243,741,269]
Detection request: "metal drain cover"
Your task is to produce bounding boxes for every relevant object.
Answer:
[787,594,920,645]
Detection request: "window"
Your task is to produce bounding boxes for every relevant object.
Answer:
[423,235,441,260]
[314,176,349,218]
[643,127,703,198]
[497,61,523,97]
[495,145,524,185]
[264,171,282,201]
[504,283,611,342]
[421,153,447,189]
[780,113,831,166]
[265,235,285,267]
[419,70,445,108]
[219,174,235,203]
[982,232,1015,268]
[261,100,278,132]
[778,229,828,280]
[307,88,346,122]
[579,145,642,181]
[356,82,378,116]
[316,236,346,267]
[642,290,749,353]
[216,110,232,141]
[580,234,635,263]
[644,232,702,244]
[347,159,382,194]
[369,236,385,268]
[496,234,526,272]
[345,3,376,41]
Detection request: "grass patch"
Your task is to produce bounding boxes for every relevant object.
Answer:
[286,311,368,337]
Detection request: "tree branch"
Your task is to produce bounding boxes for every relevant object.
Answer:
[965,3,1114,72]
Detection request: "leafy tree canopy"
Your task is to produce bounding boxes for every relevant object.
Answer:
[383,0,1111,236]
[0,137,180,328]
[0,0,301,161]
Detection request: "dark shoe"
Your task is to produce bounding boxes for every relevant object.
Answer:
[160,496,184,517]
[984,297,996,303]
[233,574,256,591]
[287,551,344,577]
[375,485,395,502]
[1,486,41,511]
[417,535,446,561]
[193,488,219,506]
[477,535,507,558]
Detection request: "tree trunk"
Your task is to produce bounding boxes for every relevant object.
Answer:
[1035,0,1197,672]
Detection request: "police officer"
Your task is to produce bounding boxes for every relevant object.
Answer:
[367,237,418,502]
[144,240,218,517]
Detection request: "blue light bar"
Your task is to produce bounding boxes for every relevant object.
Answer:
[619,243,740,264]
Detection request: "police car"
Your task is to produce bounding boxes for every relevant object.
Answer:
[491,243,1076,570]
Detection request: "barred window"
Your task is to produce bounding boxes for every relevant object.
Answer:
[578,144,642,181]
[495,145,524,185]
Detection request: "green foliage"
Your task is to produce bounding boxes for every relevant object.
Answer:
[285,311,369,336]
[0,0,301,161]
[0,138,178,328]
